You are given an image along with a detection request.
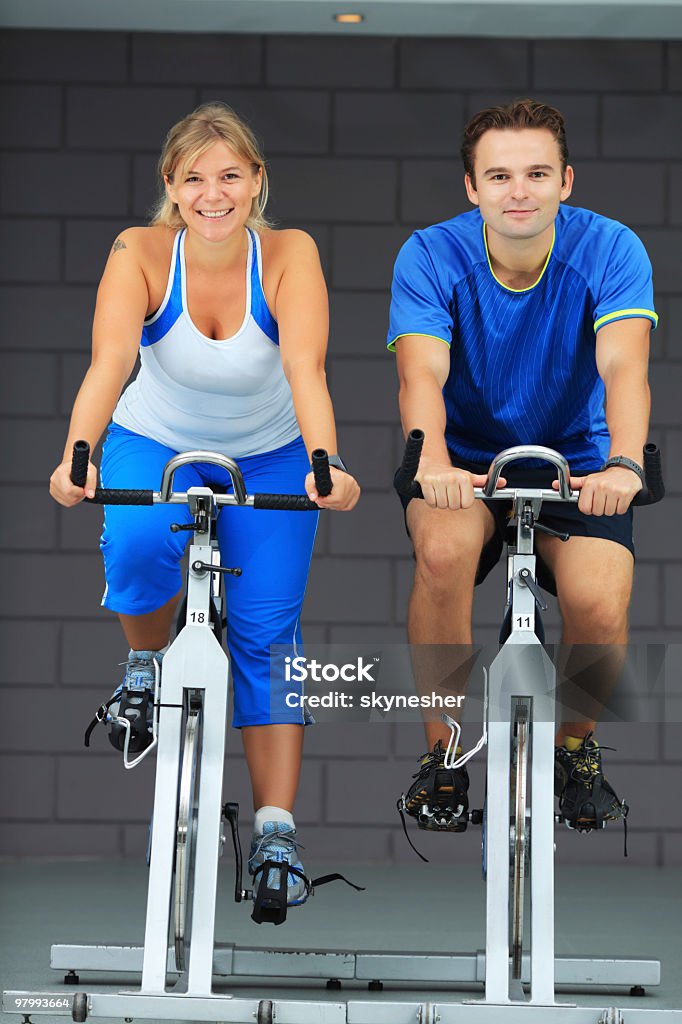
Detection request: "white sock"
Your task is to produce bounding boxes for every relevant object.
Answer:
[254,806,295,834]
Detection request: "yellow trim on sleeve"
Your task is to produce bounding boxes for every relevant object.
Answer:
[593,308,659,333]
[387,333,451,353]
[483,222,555,293]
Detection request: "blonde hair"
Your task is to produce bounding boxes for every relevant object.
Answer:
[151,102,271,231]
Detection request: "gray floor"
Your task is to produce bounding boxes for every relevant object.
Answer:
[1,859,681,1021]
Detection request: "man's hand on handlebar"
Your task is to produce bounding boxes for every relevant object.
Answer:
[416,458,507,511]
[305,467,361,511]
[50,458,98,507]
[551,466,642,516]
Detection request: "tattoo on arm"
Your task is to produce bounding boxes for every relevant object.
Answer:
[112,239,127,254]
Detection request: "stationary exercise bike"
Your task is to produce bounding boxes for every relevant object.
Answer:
[394,430,667,1013]
[3,436,678,1024]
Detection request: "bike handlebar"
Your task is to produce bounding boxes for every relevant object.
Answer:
[70,440,90,490]
[640,442,666,505]
[394,429,665,507]
[484,444,572,498]
[69,441,331,511]
[311,448,333,497]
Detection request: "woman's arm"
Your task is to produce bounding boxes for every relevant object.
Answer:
[274,230,360,511]
[49,229,150,506]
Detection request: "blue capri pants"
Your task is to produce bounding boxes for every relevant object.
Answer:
[99,424,318,727]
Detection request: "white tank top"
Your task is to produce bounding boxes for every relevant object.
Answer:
[112,228,300,458]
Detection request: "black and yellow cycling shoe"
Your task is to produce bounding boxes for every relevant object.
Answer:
[401,740,470,833]
[554,732,628,832]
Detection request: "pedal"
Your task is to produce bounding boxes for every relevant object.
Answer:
[251,862,289,926]
[84,686,154,754]
[114,686,155,752]
[557,813,607,833]
[249,861,355,924]
[416,803,468,832]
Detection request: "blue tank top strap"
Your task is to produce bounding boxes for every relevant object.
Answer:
[248,227,279,346]
[141,229,184,348]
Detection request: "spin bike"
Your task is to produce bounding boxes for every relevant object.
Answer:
[392,430,670,1018]
[3,437,678,1024]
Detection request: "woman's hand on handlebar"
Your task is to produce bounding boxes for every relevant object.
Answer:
[416,458,506,510]
[49,459,98,507]
[305,468,361,511]
[552,466,642,516]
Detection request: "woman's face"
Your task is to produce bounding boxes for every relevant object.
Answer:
[165,140,262,240]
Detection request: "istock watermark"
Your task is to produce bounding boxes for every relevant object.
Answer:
[284,655,381,684]
[269,643,680,724]
[270,644,474,722]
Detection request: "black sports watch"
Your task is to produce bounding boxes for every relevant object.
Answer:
[600,456,645,487]
[327,454,349,474]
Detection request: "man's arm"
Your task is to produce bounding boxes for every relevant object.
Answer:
[596,317,651,465]
[564,317,651,516]
[395,335,501,508]
[395,334,451,465]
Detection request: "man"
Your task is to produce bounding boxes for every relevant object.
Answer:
[388,99,656,837]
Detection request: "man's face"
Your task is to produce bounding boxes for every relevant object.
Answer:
[465,128,573,242]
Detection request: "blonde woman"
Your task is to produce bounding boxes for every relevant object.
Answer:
[50,102,360,907]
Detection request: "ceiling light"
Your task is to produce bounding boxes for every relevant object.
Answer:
[334,13,365,23]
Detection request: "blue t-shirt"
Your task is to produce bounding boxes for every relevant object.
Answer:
[387,206,657,472]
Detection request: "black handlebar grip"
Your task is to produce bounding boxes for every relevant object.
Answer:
[71,440,90,488]
[312,449,333,498]
[253,493,320,511]
[394,429,425,499]
[85,488,155,506]
[633,443,665,507]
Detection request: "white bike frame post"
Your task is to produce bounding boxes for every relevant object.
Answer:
[141,487,229,997]
[483,494,558,1006]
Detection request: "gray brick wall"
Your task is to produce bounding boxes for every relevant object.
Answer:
[1,30,680,865]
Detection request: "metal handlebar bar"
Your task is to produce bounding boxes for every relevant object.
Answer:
[395,429,665,508]
[158,451,248,504]
[484,445,572,499]
[70,441,330,511]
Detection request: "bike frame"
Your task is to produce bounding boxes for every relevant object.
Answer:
[483,448,567,1005]
[141,486,228,997]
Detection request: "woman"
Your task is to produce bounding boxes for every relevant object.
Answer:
[49,102,360,907]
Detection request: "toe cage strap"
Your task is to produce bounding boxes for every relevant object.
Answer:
[84,688,155,749]
[250,860,365,925]
[397,798,429,863]
[83,695,119,747]
[310,871,365,892]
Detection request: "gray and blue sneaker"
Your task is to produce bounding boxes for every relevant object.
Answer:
[107,649,162,753]
[248,822,309,908]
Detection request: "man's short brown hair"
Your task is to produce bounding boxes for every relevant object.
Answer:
[462,99,569,186]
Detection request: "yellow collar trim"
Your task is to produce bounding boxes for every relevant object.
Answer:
[483,222,555,294]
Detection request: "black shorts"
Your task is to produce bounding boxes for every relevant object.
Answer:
[399,452,635,597]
